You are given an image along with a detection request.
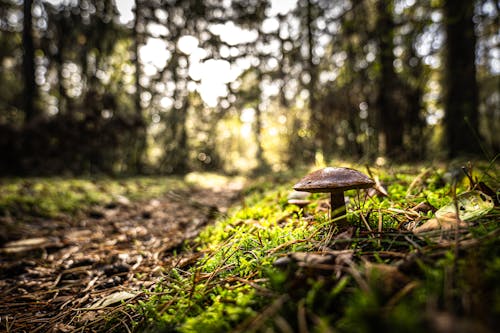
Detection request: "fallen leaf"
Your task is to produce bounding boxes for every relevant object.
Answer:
[411,201,436,214]
[414,212,468,233]
[477,182,499,206]
[414,191,494,233]
[87,291,137,309]
[435,190,494,221]
[52,322,76,333]
[1,237,63,253]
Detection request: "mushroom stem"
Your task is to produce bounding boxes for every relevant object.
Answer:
[330,191,347,224]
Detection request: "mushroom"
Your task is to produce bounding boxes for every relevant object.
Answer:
[287,199,311,209]
[287,190,311,209]
[293,167,375,225]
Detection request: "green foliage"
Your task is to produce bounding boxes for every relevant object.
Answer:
[0,176,186,218]
[137,163,499,332]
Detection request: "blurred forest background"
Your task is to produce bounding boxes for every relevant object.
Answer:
[0,0,498,176]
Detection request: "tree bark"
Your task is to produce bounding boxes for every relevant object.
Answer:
[376,0,403,157]
[22,0,37,123]
[306,0,319,159]
[55,15,68,115]
[443,0,479,158]
[252,69,269,173]
[132,0,146,173]
[253,102,269,173]
[133,0,142,120]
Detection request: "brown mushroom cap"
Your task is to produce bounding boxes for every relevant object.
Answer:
[287,190,311,200]
[293,167,375,193]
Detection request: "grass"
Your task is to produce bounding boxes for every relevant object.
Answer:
[0,172,241,218]
[133,163,499,333]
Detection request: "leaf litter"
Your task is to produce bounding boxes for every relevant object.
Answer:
[0,183,243,332]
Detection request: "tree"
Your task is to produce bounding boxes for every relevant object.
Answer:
[443,0,480,157]
[395,0,432,160]
[132,0,146,173]
[305,0,319,158]
[375,0,404,157]
[22,0,37,123]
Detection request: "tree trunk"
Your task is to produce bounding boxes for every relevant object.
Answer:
[305,0,318,162]
[174,99,189,173]
[161,51,189,174]
[161,98,189,174]
[253,102,270,173]
[55,16,68,115]
[443,0,479,158]
[252,69,269,173]
[22,0,37,123]
[132,0,146,173]
[133,0,142,120]
[376,0,403,157]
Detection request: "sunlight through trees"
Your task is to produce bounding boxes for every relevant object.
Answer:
[0,0,498,175]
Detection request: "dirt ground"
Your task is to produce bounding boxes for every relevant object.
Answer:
[0,185,242,332]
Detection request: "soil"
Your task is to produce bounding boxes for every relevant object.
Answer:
[0,185,243,332]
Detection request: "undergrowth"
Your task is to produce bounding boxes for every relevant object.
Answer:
[136,163,500,333]
[0,172,234,218]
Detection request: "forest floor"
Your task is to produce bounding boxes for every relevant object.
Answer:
[0,178,244,332]
[0,164,499,333]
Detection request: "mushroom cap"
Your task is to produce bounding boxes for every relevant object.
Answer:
[287,199,311,207]
[293,167,375,193]
[287,190,311,200]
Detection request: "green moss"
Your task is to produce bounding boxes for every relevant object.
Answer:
[0,174,225,218]
[152,164,492,331]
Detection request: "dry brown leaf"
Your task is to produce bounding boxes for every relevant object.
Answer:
[411,201,437,214]
[52,322,76,333]
[413,212,468,233]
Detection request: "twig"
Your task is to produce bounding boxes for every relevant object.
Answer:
[267,239,310,254]
[378,208,383,246]
[406,168,431,197]
[297,299,309,333]
[224,276,272,295]
[385,281,420,309]
[360,250,407,258]
[233,294,289,333]
[359,212,373,233]
[345,258,370,293]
